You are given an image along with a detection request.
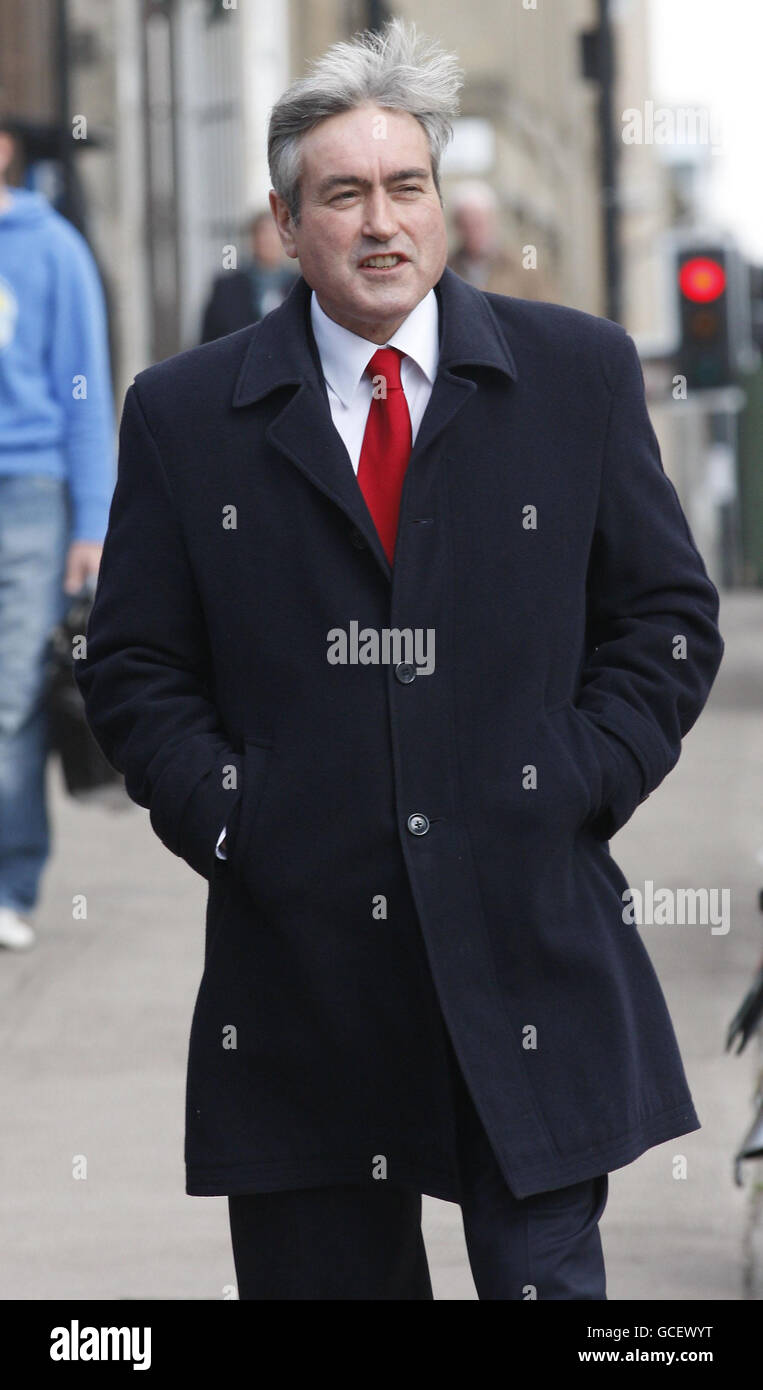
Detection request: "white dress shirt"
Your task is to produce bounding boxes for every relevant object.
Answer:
[308,286,440,471]
[215,286,441,859]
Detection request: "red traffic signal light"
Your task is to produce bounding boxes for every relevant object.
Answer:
[679,257,727,305]
[675,245,733,388]
[669,233,756,390]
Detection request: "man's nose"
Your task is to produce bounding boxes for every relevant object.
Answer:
[361,190,399,242]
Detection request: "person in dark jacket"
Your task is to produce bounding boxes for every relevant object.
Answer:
[200,209,297,343]
[74,19,724,1300]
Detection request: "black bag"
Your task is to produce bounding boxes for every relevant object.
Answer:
[42,587,124,798]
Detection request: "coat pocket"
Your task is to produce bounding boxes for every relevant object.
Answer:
[226,737,274,879]
[544,700,621,837]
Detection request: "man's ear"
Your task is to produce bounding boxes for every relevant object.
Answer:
[268,190,299,260]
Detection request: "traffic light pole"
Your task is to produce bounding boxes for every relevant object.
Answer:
[580,1,623,324]
[597,0,622,325]
[709,407,745,588]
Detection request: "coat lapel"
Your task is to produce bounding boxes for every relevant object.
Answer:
[232,267,519,576]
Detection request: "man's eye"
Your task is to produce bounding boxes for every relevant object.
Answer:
[330,186,422,202]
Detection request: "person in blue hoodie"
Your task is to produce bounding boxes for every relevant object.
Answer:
[0,117,115,950]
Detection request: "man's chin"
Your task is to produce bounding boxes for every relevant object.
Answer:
[353,276,412,298]
[315,274,431,336]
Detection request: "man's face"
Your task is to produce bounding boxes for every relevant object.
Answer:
[269,103,448,343]
[0,132,16,182]
[454,203,498,259]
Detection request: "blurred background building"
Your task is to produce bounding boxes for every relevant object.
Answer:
[1,0,761,587]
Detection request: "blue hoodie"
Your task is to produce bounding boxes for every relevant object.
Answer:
[0,188,115,541]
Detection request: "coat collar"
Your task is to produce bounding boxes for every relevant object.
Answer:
[309,285,440,409]
[233,265,518,406]
[231,267,518,580]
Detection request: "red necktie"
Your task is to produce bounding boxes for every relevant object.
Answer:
[357,347,412,565]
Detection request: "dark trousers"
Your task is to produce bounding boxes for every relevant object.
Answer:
[228,1039,608,1300]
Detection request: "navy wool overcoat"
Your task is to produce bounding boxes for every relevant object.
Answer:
[74,268,724,1200]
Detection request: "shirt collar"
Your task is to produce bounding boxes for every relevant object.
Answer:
[309,287,439,407]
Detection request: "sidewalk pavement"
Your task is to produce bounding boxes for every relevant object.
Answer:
[0,592,760,1300]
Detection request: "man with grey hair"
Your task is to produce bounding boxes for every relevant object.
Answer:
[76,19,723,1300]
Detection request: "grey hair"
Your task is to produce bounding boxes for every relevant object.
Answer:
[267,18,464,224]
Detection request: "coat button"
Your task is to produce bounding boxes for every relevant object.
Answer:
[395,661,416,683]
[407,813,430,836]
[349,527,367,549]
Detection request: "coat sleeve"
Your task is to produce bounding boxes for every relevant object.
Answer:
[73,381,243,880]
[575,330,724,841]
[49,223,116,542]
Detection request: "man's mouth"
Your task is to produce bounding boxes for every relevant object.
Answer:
[358,254,409,271]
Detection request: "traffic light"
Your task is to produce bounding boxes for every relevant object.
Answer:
[676,245,733,389]
[672,237,752,391]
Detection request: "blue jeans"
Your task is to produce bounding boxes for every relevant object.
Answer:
[0,474,70,912]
